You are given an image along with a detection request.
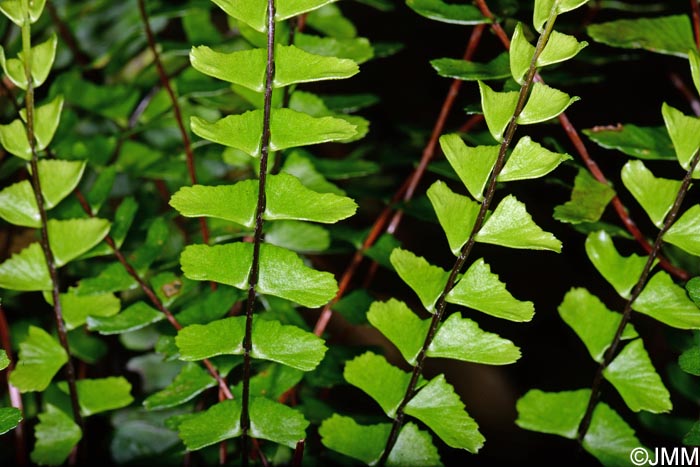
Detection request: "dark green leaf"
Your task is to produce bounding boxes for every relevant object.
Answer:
[446,258,534,321]
[405,374,484,452]
[679,347,700,376]
[553,169,616,224]
[406,0,488,25]
[87,302,164,335]
[10,326,67,392]
[296,33,374,64]
[431,53,510,81]
[0,407,22,435]
[344,352,410,417]
[684,421,700,446]
[231,363,303,400]
[175,287,241,327]
[587,15,696,58]
[331,289,374,325]
[145,363,215,411]
[583,124,675,161]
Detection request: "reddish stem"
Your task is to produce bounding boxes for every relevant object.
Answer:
[691,0,700,50]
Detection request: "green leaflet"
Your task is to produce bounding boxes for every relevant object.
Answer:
[634,271,700,329]
[176,399,241,450]
[426,181,480,255]
[0,0,46,26]
[0,181,40,227]
[0,407,22,435]
[47,289,120,331]
[446,258,534,322]
[476,195,562,252]
[170,173,357,228]
[389,248,449,312]
[87,302,164,335]
[431,53,510,81]
[344,352,411,417]
[30,405,82,466]
[498,136,570,182]
[249,397,309,448]
[295,32,374,64]
[478,81,518,142]
[603,339,671,413]
[583,403,649,467]
[691,49,700,96]
[558,288,638,362]
[439,133,498,202]
[518,82,579,125]
[180,242,337,308]
[145,363,216,411]
[191,44,358,92]
[511,24,587,84]
[0,96,64,160]
[0,349,8,370]
[281,150,345,195]
[585,230,647,299]
[10,326,67,392]
[405,374,484,453]
[176,316,325,371]
[212,0,334,32]
[427,313,521,365]
[175,288,242,327]
[665,205,700,256]
[251,318,327,371]
[587,15,696,58]
[58,377,134,416]
[553,169,615,224]
[621,160,682,228]
[662,103,700,177]
[191,108,356,157]
[0,34,57,90]
[47,218,111,267]
[679,347,700,376]
[688,278,700,308]
[37,160,87,209]
[0,243,51,291]
[583,124,676,161]
[387,423,442,467]
[319,415,390,465]
[367,299,428,365]
[406,0,487,25]
[533,0,590,32]
[516,389,590,439]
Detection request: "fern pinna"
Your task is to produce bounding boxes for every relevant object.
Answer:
[319,0,590,464]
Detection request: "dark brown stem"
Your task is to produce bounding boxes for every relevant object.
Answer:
[691,0,700,50]
[378,11,559,464]
[137,0,211,248]
[46,0,91,67]
[475,0,689,281]
[292,440,305,467]
[73,192,233,399]
[242,0,276,464]
[21,13,83,438]
[312,24,486,336]
[577,149,700,441]
[0,305,27,465]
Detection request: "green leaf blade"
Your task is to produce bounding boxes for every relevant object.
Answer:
[30,406,82,466]
[319,415,390,465]
[10,326,67,392]
[252,319,326,371]
[390,248,449,312]
[367,299,429,365]
[426,181,480,255]
[585,230,646,299]
[344,352,410,417]
[634,271,700,329]
[621,160,681,228]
